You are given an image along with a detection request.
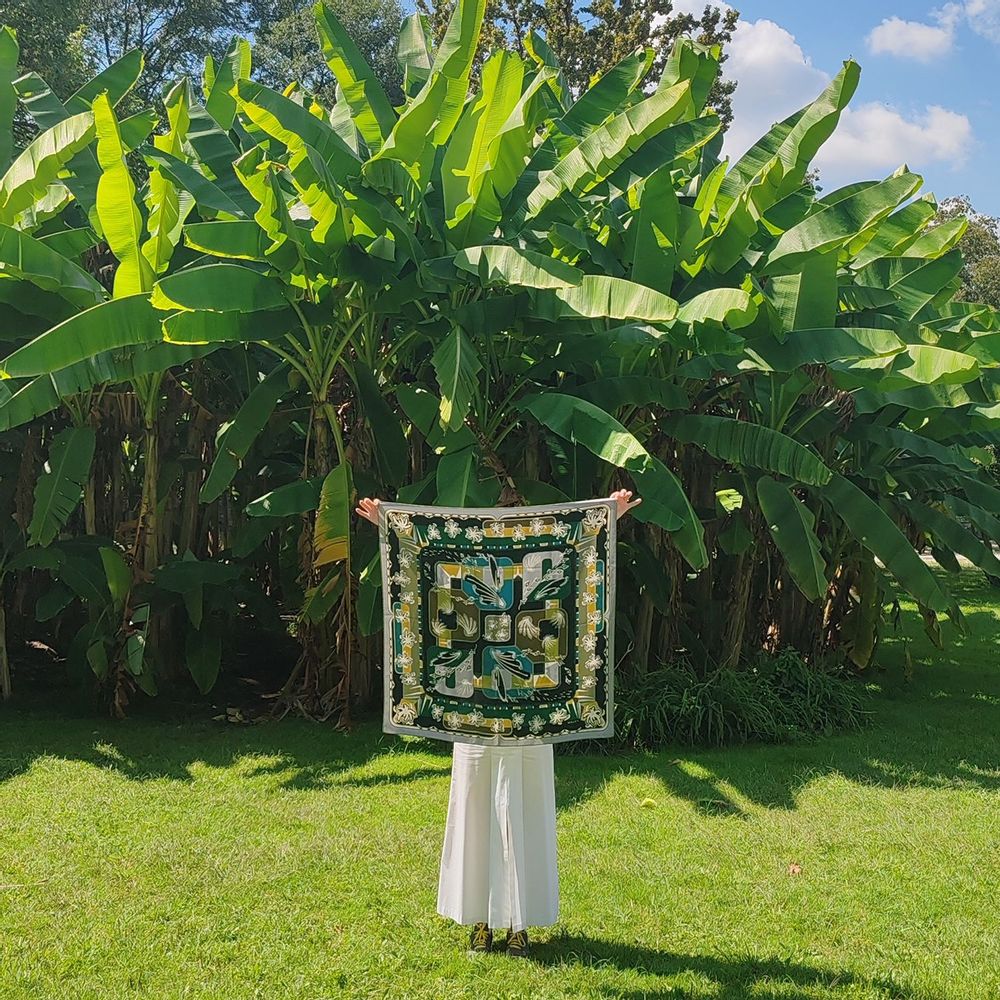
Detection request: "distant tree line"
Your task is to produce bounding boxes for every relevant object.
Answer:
[0,0,738,120]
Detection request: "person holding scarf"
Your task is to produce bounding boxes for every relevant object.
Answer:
[356,488,640,956]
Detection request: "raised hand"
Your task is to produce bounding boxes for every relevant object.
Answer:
[611,488,642,520]
[355,497,381,525]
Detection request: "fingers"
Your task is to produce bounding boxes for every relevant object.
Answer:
[355,497,381,525]
[611,488,641,519]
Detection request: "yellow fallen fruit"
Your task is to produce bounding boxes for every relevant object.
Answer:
[640,797,656,808]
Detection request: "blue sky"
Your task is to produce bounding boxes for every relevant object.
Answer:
[678,0,999,214]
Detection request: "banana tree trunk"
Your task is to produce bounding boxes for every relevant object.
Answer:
[684,446,717,662]
[823,562,854,650]
[277,402,351,722]
[110,437,123,541]
[84,469,98,536]
[633,593,654,676]
[179,406,212,556]
[410,425,424,483]
[138,423,161,575]
[719,548,752,669]
[134,418,170,688]
[0,601,11,701]
[13,424,39,533]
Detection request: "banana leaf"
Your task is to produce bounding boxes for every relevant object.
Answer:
[0,27,17,174]
[535,275,678,323]
[236,80,360,179]
[152,264,287,313]
[0,295,162,378]
[0,112,95,225]
[454,245,581,289]
[756,476,827,601]
[142,145,247,219]
[314,462,353,568]
[570,376,688,412]
[521,81,690,223]
[93,93,155,296]
[903,498,1000,578]
[162,306,299,344]
[441,50,525,230]
[665,414,832,486]
[0,224,105,308]
[352,365,407,487]
[67,49,144,114]
[365,0,486,195]
[186,626,222,694]
[521,391,706,566]
[183,220,272,260]
[397,14,434,97]
[719,61,860,211]
[204,38,251,131]
[28,426,96,546]
[764,171,923,276]
[247,478,322,517]
[200,364,289,503]
[818,473,952,613]
[314,3,395,151]
[436,447,476,505]
[431,326,481,431]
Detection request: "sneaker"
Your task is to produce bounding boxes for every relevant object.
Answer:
[469,922,492,953]
[505,929,529,958]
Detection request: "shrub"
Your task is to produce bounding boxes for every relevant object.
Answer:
[616,649,870,750]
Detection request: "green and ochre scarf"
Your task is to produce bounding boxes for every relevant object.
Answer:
[380,499,616,745]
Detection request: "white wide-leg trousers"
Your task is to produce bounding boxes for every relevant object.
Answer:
[436,742,559,932]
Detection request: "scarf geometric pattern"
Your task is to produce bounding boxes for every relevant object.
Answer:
[380,499,616,745]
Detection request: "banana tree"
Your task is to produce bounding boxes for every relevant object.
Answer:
[497,63,999,674]
[152,4,1000,709]
[139,0,501,716]
[0,48,227,701]
[1,6,998,725]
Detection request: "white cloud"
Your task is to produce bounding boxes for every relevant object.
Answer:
[720,15,975,186]
[866,15,956,60]
[865,2,1000,59]
[965,0,1000,41]
[723,19,829,159]
[817,103,974,173]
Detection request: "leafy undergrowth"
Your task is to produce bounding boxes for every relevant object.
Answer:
[0,572,997,1000]
[617,648,871,749]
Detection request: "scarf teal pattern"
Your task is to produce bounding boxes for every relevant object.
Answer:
[380,499,616,745]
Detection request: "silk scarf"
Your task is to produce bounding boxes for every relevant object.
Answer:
[380,499,615,744]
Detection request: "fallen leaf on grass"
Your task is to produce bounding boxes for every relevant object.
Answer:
[788,863,803,876]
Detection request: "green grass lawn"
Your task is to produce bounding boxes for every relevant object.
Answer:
[1,573,998,1000]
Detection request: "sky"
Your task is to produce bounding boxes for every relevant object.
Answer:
[673,0,999,214]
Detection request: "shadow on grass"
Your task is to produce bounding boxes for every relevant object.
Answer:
[533,936,933,1000]
[2,661,997,811]
[1,578,997,815]
[553,601,1000,816]
[0,709,452,790]
[553,695,1000,817]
